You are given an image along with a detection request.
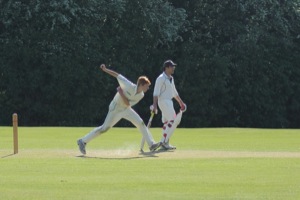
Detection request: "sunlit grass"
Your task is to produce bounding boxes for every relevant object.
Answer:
[1,127,300,200]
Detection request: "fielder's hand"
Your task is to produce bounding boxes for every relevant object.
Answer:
[180,103,187,112]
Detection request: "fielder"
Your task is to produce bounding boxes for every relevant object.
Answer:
[152,60,186,150]
[77,64,161,155]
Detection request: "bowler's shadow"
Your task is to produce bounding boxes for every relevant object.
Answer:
[76,151,159,160]
[75,148,175,160]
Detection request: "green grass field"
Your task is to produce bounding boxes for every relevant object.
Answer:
[1,127,300,200]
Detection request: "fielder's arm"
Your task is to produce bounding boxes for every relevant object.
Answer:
[100,64,119,78]
[117,87,130,106]
[174,95,186,110]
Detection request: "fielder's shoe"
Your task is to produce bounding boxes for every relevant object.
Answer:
[149,142,162,152]
[161,142,176,150]
[77,139,86,155]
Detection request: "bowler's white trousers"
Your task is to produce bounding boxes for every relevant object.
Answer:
[81,100,155,147]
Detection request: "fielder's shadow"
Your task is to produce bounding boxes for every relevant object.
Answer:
[141,148,175,154]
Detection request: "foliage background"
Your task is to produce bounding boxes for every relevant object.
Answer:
[1,0,300,128]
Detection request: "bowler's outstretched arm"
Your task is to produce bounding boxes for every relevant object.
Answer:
[100,64,119,78]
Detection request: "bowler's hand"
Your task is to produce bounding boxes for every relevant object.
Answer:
[100,64,107,71]
[151,104,158,114]
[150,105,158,114]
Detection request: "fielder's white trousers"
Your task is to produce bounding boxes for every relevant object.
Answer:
[158,99,182,143]
[81,101,155,147]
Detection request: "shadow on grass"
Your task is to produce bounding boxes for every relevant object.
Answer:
[139,149,175,155]
[75,151,158,160]
[75,149,174,160]
[1,154,15,158]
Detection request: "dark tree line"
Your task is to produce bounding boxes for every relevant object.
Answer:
[1,0,300,128]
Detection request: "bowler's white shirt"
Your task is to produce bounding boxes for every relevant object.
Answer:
[153,72,178,100]
[112,75,144,108]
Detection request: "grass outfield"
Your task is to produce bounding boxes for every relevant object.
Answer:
[1,127,300,200]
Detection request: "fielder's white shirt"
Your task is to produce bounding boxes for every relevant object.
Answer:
[112,75,144,108]
[153,72,178,100]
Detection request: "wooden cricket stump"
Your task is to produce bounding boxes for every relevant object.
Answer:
[12,113,18,154]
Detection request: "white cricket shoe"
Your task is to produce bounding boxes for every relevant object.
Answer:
[149,142,162,152]
[77,139,86,155]
[161,142,176,150]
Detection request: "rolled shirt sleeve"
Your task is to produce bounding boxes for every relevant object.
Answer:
[114,74,144,107]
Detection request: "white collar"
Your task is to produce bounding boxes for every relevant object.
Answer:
[163,72,172,80]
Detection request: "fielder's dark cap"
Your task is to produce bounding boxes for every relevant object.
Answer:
[163,60,177,67]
